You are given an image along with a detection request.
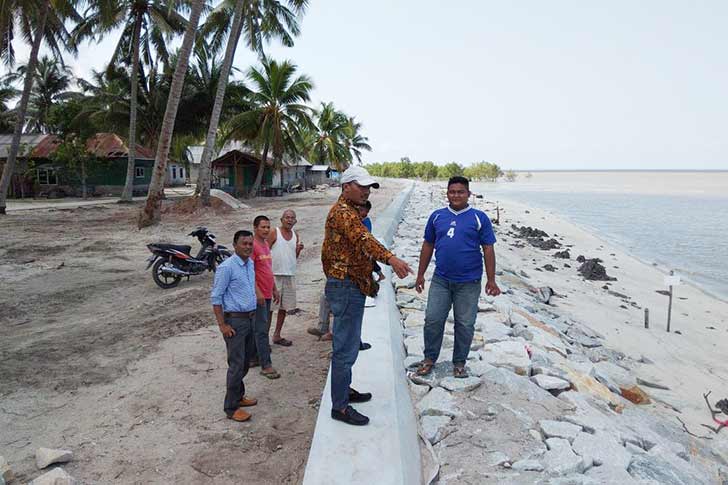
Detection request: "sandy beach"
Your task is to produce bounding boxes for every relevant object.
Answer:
[0,181,403,484]
[486,191,728,430]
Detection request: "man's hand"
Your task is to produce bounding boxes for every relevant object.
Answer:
[388,256,413,279]
[485,280,501,296]
[219,322,236,338]
[415,275,426,293]
[273,288,281,305]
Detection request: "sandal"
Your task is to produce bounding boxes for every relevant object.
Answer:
[416,359,435,376]
[261,369,281,379]
[453,365,469,379]
[273,338,292,347]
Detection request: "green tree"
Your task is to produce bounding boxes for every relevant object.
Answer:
[73,0,187,202]
[306,101,352,171]
[224,59,313,198]
[415,161,438,180]
[0,76,18,133]
[197,0,308,205]
[6,55,75,133]
[0,0,82,214]
[344,116,372,164]
[50,135,96,198]
[438,162,464,179]
[139,0,206,228]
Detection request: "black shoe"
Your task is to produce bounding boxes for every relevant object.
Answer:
[331,405,369,426]
[359,341,372,351]
[349,388,372,403]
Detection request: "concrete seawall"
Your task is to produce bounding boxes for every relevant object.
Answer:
[303,181,421,485]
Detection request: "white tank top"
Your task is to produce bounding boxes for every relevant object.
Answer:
[271,227,298,275]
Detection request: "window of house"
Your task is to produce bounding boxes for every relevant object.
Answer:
[37,168,58,185]
[180,167,185,179]
[135,166,145,178]
[172,167,177,179]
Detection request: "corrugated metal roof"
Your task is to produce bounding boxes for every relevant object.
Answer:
[0,134,50,158]
[310,165,331,172]
[27,132,157,159]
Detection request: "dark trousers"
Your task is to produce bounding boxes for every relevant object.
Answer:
[223,313,256,416]
[326,277,366,410]
[249,298,273,368]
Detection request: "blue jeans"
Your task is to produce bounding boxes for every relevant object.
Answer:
[326,277,366,411]
[423,274,481,365]
[250,298,272,368]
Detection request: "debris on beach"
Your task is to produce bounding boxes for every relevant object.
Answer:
[553,249,571,259]
[578,258,617,281]
[509,224,563,250]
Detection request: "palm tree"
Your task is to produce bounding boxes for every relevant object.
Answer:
[344,116,372,164]
[0,77,18,133]
[73,1,187,202]
[196,0,308,206]
[6,55,75,133]
[307,102,352,171]
[224,59,313,198]
[0,0,81,215]
[138,0,205,228]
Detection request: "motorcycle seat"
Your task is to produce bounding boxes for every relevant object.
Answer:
[152,244,192,255]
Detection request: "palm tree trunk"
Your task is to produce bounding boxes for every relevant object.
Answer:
[119,12,143,203]
[197,0,245,206]
[0,1,50,215]
[138,0,204,228]
[248,141,269,198]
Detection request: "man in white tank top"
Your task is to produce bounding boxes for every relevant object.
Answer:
[268,209,303,346]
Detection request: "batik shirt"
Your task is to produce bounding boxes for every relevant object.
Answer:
[322,196,393,296]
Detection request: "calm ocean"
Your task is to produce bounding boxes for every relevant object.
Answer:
[473,171,728,301]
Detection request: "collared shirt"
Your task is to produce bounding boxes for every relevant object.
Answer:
[210,254,256,312]
[322,196,393,296]
[424,204,496,282]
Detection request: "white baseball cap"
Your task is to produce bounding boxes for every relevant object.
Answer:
[340,165,380,188]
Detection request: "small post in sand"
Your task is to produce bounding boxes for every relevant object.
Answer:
[644,308,649,329]
[664,270,681,333]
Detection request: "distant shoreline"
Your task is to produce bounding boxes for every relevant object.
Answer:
[512,169,728,173]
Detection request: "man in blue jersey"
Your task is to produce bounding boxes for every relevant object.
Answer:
[415,176,501,378]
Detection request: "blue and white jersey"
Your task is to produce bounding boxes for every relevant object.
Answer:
[423,205,496,282]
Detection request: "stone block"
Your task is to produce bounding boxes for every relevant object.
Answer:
[620,385,650,405]
[420,415,452,445]
[539,420,582,442]
[628,454,708,485]
[481,340,532,376]
[511,459,544,472]
[543,438,589,476]
[35,448,73,470]
[30,468,75,485]
[531,374,571,392]
[571,432,631,469]
[439,376,482,392]
[416,387,461,418]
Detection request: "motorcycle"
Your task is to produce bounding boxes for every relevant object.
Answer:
[146,227,232,289]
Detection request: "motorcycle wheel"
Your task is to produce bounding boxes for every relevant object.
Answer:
[152,258,182,289]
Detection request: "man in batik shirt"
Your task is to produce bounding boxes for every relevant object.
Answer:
[322,166,412,426]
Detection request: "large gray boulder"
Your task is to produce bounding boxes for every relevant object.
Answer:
[539,420,583,443]
[571,432,631,470]
[481,340,531,375]
[542,438,590,475]
[30,467,76,485]
[416,387,461,418]
[476,316,513,343]
[439,376,482,392]
[628,454,708,485]
[35,448,73,469]
[585,465,639,484]
[420,415,452,445]
[531,374,571,392]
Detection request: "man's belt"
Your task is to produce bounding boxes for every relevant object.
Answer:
[224,311,256,318]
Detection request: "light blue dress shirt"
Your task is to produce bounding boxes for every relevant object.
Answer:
[210,254,256,312]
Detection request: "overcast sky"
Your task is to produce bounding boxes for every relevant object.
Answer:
[9,1,728,170]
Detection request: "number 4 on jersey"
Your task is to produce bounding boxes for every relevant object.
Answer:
[446,227,455,238]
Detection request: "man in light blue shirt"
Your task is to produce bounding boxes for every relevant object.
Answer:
[211,230,258,422]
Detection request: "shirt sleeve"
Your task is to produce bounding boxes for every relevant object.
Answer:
[336,207,393,263]
[479,212,497,245]
[363,218,372,232]
[210,263,231,306]
[424,211,436,244]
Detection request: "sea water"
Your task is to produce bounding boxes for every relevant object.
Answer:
[473,171,728,301]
